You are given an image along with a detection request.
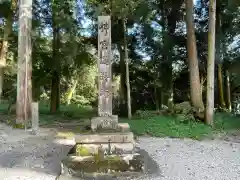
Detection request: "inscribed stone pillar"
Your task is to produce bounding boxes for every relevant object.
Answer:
[98,16,112,117]
[91,16,119,131]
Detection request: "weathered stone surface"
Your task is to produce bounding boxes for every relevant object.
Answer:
[91,115,118,131]
[93,123,130,133]
[98,16,112,117]
[75,143,135,155]
[61,153,145,177]
[31,102,39,134]
[118,123,130,132]
[75,132,134,144]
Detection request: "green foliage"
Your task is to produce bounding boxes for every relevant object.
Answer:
[0,0,240,126]
[173,101,195,122]
[135,110,158,119]
[71,95,91,106]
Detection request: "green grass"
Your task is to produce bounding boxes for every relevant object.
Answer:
[121,113,240,140]
[0,101,96,126]
[121,116,213,139]
[0,101,239,140]
[37,103,96,125]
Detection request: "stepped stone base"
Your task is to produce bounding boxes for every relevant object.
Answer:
[58,149,160,180]
[58,115,156,179]
[75,132,134,144]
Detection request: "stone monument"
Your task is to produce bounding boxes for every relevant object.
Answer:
[58,16,158,180]
[90,15,118,131]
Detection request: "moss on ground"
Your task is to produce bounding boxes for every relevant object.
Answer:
[75,145,92,156]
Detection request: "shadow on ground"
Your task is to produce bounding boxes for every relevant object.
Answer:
[0,133,73,178]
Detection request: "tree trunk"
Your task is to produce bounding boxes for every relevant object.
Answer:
[226,70,231,111]
[50,71,60,112]
[117,43,127,116]
[16,0,33,126]
[154,80,160,112]
[216,2,226,109]
[117,44,126,103]
[0,0,17,102]
[205,0,216,126]
[185,0,204,112]
[217,64,226,108]
[123,19,132,119]
[50,1,61,113]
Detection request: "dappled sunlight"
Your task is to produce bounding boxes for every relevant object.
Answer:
[53,137,75,146]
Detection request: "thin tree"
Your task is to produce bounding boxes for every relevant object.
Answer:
[205,0,216,125]
[123,18,132,119]
[16,0,33,126]
[226,70,231,111]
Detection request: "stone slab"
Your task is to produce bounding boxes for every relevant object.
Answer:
[93,123,130,133]
[118,123,130,132]
[91,115,118,131]
[75,142,135,155]
[58,149,160,180]
[75,132,134,144]
[61,154,145,177]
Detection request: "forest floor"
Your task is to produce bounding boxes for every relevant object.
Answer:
[0,122,239,180]
[0,103,239,179]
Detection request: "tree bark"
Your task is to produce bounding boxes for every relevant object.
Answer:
[185,0,205,112]
[154,80,160,112]
[205,0,216,126]
[117,44,126,104]
[226,70,231,111]
[0,0,17,102]
[50,71,60,112]
[50,1,60,113]
[123,19,132,119]
[117,43,127,115]
[216,2,226,109]
[217,64,226,108]
[16,0,33,126]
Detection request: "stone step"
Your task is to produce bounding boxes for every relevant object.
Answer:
[74,142,135,155]
[93,123,130,133]
[75,132,134,144]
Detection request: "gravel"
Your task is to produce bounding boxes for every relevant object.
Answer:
[138,137,240,180]
[0,123,239,180]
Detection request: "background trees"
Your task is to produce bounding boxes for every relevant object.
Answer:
[0,0,239,124]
